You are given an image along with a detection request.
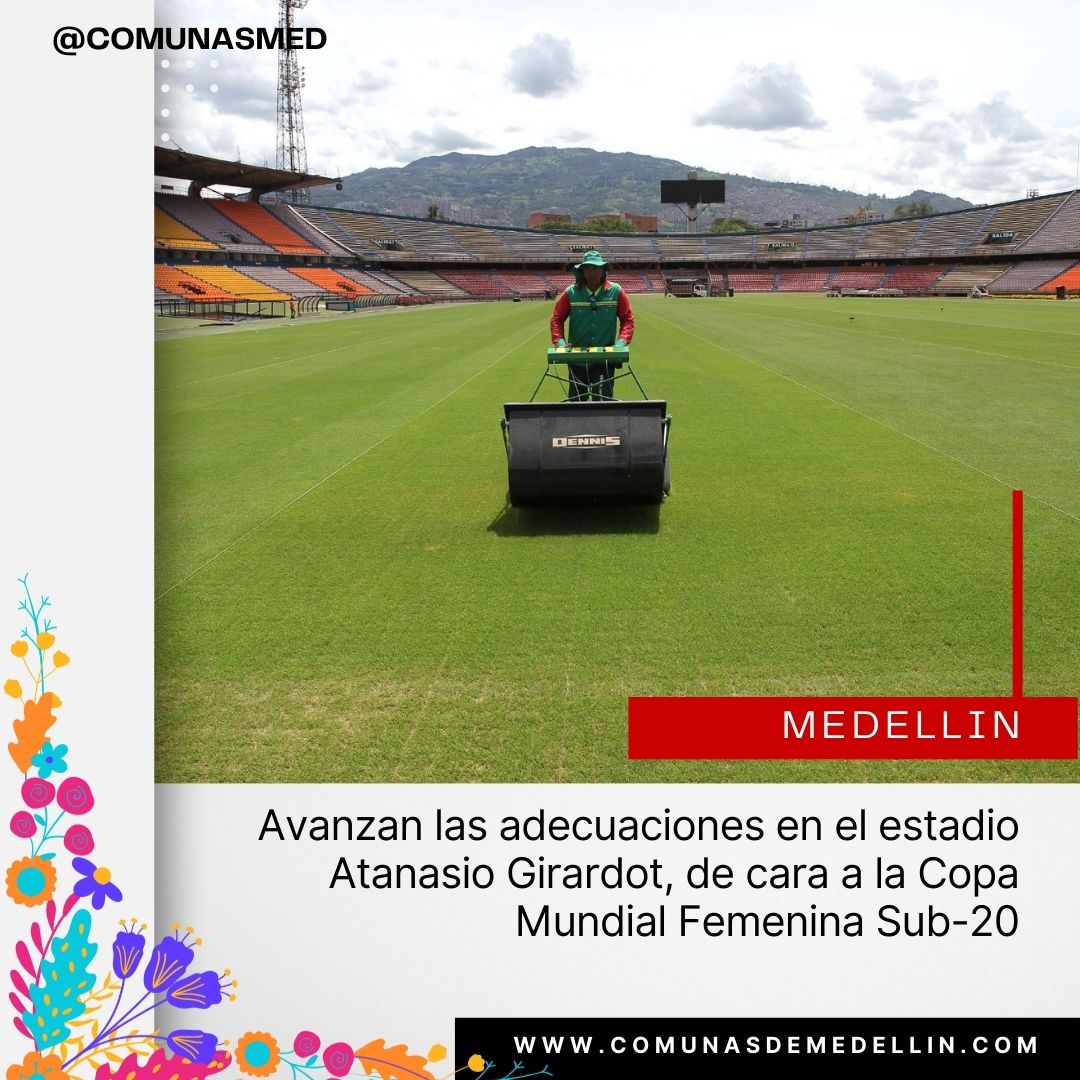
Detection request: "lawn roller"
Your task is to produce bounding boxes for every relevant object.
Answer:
[499,343,671,506]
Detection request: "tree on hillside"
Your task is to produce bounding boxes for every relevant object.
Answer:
[892,199,935,220]
[709,217,752,233]
[536,218,638,233]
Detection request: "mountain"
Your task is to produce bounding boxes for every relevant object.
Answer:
[312,146,973,229]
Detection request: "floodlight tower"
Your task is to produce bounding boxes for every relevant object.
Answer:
[276,0,310,204]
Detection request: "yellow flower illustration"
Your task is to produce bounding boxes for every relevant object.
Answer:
[4,679,21,699]
[35,633,55,650]
[10,640,28,658]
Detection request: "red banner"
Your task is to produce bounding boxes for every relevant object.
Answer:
[627,696,1078,759]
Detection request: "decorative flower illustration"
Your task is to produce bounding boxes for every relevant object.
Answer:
[90,1048,231,1080]
[235,1032,281,1077]
[6,1051,71,1080]
[56,776,93,815]
[111,922,146,979]
[322,1042,355,1077]
[144,926,196,992]
[5,854,56,907]
[10,811,36,839]
[166,1031,221,1067]
[166,969,236,1010]
[6,579,515,1080]
[20,778,54,810]
[71,857,122,909]
[292,1031,321,1057]
[62,823,94,855]
[30,743,68,780]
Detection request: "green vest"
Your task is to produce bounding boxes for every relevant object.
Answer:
[565,281,623,347]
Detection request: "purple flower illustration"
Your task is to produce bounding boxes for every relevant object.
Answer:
[72,856,122,909]
[144,928,196,993]
[166,1029,220,1065]
[112,923,146,979]
[166,969,235,1010]
[56,775,94,814]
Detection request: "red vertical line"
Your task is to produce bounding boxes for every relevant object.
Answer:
[1012,489,1024,698]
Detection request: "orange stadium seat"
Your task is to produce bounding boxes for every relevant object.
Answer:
[210,200,324,255]
[180,265,291,300]
[155,265,239,301]
[288,268,377,296]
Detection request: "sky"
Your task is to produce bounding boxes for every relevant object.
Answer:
[155,0,1080,206]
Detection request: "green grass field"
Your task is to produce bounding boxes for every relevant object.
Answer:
[155,294,1080,783]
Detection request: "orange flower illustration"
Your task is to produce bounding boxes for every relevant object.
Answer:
[5,855,57,907]
[6,1051,71,1080]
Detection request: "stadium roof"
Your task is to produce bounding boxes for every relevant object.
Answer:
[154,146,338,196]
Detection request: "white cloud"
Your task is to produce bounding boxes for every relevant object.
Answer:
[696,65,824,131]
[506,34,580,98]
[862,68,937,121]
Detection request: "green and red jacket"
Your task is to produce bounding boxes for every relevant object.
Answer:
[550,280,635,347]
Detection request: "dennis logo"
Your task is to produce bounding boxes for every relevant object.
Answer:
[553,435,621,448]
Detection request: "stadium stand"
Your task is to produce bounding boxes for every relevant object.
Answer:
[445,224,516,260]
[288,268,377,296]
[1037,263,1080,293]
[388,271,470,299]
[758,233,807,261]
[352,268,425,295]
[155,206,219,251]
[658,235,706,261]
[880,264,949,291]
[703,232,758,259]
[827,267,887,290]
[905,206,997,257]
[156,182,1078,314]
[180,265,291,300]
[497,229,565,261]
[777,268,829,292]
[490,270,553,298]
[210,200,324,255]
[727,270,777,292]
[303,208,422,258]
[804,225,863,260]
[856,218,925,259]
[988,258,1077,294]
[930,264,1008,293]
[264,202,356,257]
[977,193,1069,252]
[156,194,276,254]
[438,270,514,298]
[337,268,420,295]
[155,264,240,301]
[1015,190,1080,253]
[242,266,330,297]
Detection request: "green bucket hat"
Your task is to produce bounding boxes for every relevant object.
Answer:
[574,249,609,270]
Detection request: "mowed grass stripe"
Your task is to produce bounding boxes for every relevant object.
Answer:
[645,295,1080,517]
[156,297,1076,783]
[156,304,545,593]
